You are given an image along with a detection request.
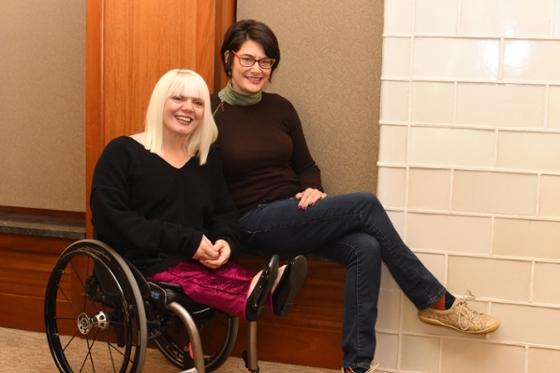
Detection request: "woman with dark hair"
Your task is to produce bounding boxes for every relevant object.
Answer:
[211,20,500,373]
[91,68,307,322]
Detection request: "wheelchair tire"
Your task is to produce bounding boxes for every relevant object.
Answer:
[44,239,147,373]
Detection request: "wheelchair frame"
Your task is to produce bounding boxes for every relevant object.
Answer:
[44,239,262,373]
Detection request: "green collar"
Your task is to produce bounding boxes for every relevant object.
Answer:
[218,80,262,106]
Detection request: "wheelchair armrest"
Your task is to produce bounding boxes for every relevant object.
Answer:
[148,281,212,315]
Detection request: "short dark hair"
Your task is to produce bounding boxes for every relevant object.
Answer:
[220,19,281,79]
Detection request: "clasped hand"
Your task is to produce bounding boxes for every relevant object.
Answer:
[192,235,231,269]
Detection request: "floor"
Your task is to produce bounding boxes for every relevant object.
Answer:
[0,326,340,373]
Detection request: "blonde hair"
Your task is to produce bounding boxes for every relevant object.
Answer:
[144,69,217,165]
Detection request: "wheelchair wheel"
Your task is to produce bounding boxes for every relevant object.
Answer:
[154,307,238,372]
[44,239,147,373]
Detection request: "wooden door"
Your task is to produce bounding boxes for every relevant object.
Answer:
[86,0,234,237]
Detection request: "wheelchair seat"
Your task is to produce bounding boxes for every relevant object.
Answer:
[44,239,260,373]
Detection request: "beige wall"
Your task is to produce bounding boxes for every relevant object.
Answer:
[378,0,560,372]
[0,1,85,212]
[237,0,383,194]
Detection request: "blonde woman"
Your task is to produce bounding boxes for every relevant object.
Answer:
[91,69,307,321]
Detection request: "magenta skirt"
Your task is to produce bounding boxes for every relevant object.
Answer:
[147,260,255,320]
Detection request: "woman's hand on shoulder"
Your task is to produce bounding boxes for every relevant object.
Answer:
[295,187,327,210]
[199,239,231,269]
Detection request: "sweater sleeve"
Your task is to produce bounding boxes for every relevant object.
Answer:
[90,138,203,258]
[286,100,324,191]
[205,149,240,253]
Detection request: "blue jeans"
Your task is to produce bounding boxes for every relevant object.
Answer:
[238,192,445,370]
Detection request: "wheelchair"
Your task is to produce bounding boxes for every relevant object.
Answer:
[44,239,263,373]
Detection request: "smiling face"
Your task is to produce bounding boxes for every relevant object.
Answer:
[229,39,272,95]
[162,95,204,139]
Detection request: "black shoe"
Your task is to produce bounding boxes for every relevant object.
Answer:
[245,255,279,321]
[272,255,308,316]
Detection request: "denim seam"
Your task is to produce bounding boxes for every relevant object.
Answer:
[355,243,361,365]
[338,240,368,370]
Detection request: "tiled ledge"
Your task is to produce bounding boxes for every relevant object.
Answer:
[0,211,86,240]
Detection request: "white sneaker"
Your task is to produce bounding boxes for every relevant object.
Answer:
[418,292,500,334]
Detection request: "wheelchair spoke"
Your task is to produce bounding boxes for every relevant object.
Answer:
[62,331,80,352]
[69,259,87,291]
[107,339,134,372]
[45,240,148,373]
[55,293,86,324]
[57,282,72,304]
[78,334,96,373]
[106,334,117,373]
[99,307,137,372]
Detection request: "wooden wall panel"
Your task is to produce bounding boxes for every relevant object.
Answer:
[0,234,75,331]
[101,0,223,143]
[85,0,103,238]
[231,257,346,368]
[213,0,236,89]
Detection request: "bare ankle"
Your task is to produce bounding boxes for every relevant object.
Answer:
[247,270,262,297]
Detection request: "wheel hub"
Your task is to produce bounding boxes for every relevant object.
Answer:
[77,311,108,334]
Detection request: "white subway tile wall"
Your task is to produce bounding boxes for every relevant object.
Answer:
[376,332,400,370]
[503,40,560,82]
[377,167,407,208]
[382,38,412,77]
[400,335,441,372]
[527,348,560,373]
[452,171,538,215]
[455,83,545,127]
[415,0,458,35]
[413,38,501,79]
[379,125,408,163]
[412,82,455,124]
[539,175,560,216]
[441,340,525,373]
[549,86,560,128]
[533,262,560,304]
[406,212,493,254]
[407,168,451,210]
[460,0,554,36]
[377,288,403,331]
[378,0,560,371]
[380,81,410,122]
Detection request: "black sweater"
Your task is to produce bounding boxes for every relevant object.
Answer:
[211,92,322,213]
[90,136,239,275]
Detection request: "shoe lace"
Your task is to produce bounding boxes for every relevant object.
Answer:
[456,290,483,331]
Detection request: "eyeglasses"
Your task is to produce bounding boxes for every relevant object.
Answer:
[232,51,275,69]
